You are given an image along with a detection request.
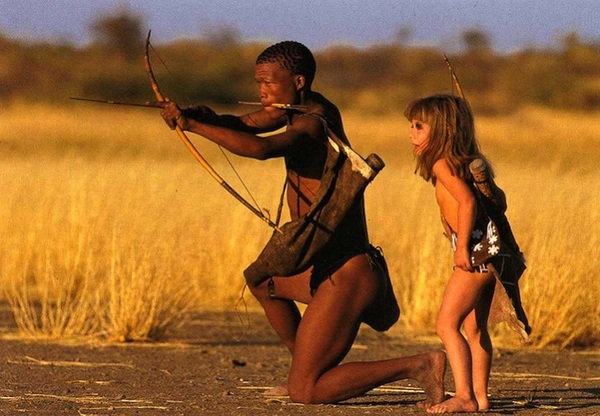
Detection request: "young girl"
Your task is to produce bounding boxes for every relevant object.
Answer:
[404,94,530,413]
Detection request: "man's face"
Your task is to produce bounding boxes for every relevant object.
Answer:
[255,62,302,117]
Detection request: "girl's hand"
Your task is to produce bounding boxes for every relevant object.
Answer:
[454,248,474,272]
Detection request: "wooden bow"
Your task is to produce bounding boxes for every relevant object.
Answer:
[144,31,280,231]
[443,53,466,100]
[442,55,506,210]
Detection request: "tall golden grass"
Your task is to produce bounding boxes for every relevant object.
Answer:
[1,103,598,347]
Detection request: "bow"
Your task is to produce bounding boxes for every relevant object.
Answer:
[443,54,508,209]
[144,31,280,232]
[443,53,466,100]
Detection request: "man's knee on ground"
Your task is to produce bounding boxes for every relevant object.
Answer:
[287,381,320,404]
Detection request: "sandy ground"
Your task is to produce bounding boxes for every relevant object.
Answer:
[1,306,599,416]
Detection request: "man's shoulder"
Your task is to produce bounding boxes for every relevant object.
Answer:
[307,91,341,117]
[303,92,346,130]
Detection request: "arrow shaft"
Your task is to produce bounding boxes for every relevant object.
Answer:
[70,97,164,108]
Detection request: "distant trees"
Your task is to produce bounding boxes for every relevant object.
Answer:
[393,25,413,48]
[461,28,492,53]
[2,10,600,113]
[202,25,242,48]
[90,7,145,61]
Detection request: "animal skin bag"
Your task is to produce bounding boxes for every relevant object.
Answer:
[469,214,503,267]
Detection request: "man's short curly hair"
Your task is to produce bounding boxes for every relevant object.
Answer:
[256,41,316,87]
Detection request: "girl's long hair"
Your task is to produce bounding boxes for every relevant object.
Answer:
[404,94,492,182]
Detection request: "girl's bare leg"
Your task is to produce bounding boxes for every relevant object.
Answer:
[286,255,446,405]
[428,269,494,414]
[463,278,495,411]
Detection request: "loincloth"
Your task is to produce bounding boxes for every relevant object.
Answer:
[310,241,371,291]
[310,243,400,331]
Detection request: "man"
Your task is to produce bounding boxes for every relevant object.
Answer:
[160,41,445,405]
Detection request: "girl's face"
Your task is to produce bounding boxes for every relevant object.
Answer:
[409,119,431,156]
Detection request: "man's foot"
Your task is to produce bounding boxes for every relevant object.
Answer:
[263,385,289,397]
[427,396,478,413]
[414,350,446,409]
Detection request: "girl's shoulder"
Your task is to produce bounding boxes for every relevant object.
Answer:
[431,158,452,177]
[432,157,471,187]
[435,156,475,181]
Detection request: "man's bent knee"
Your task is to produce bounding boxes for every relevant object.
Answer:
[288,381,319,404]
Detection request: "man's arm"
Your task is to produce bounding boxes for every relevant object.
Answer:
[161,101,324,160]
[176,103,285,134]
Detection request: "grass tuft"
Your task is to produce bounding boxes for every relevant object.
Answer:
[1,104,598,347]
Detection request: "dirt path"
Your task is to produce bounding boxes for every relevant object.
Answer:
[1,308,599,415]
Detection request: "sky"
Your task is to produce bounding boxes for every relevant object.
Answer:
[1,0,599,52]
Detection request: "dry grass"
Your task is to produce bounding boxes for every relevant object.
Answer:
[1,103,598,347]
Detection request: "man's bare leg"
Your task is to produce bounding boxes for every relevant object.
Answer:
[416,350,447,409]
[247,271,312,352]
[247,271,312,396]
[286,255,445,404]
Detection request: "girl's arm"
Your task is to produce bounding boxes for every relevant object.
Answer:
[433,159,476,272]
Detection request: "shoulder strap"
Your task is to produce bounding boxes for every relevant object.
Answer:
[300,112,385,178]
[273,174,288,229]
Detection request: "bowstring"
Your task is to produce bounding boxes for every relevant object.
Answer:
[148,41,264,215]
[217,147,262,212]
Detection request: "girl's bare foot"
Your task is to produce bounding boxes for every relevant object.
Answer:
[414,350,447,408]
[427,396,478,413]
[475,394,490,411]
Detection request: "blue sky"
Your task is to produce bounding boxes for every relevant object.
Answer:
[1,0,599,52]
